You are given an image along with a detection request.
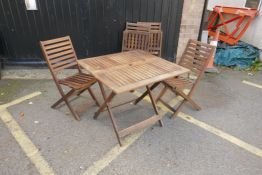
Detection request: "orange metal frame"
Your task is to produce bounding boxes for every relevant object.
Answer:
[208,6,258,45]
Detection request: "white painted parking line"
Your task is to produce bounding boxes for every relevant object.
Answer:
[0,91,42,110]
[136,91,262,159]
[0,92,56,175]
[178,112,262,158]
[242,80,262,89]
[82,91,181,175]
[83,131,144,175]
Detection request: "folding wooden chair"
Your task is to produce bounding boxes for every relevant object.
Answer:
[122,30,150,52]
[123,22,163,56]
[137,22,163,56]
[40,36,100,120]
[155,39,216,118]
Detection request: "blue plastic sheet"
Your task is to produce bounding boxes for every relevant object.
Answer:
[215,41,259,68]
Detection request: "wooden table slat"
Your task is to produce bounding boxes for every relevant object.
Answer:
[78,50,189,94]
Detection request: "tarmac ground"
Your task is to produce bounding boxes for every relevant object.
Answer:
[0,68,262,175]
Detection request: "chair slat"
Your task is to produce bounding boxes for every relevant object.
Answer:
[122,31,149,52]
[53,61,78,72]
[52,57,76,69]
[48,49,74,60]
[186,47,210,58]
[44,41,71,50]
[137,22,162,31]
[184,55,206,65]
[188,43,211,53]
[184,51,207,61]
[49,53,75,64]
[179,39,215,76]
[181,58,203,71]
[40,36,79,72]
[126,22,150,32]
[41,36,70,46]
[46,45,73,55]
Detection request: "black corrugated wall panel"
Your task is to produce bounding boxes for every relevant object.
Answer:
[0,0,184,64]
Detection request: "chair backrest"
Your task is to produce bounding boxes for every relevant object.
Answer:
[137,22,162,31]
[40,36,79,74]
[137,22,163,56]
[122,30,150,52]
[179,39,215,78]
[148,31,162,56]
[125,22,150,32]
[123,22,163,56]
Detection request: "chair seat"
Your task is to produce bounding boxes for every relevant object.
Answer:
[59,73,96,90]
[164,76,193,89]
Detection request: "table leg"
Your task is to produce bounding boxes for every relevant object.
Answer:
[146,85,163,127]
[95,82,164,146]
[95,82,122,146]
[94,82,115,119]
[134,82,160,105]
[107,102,122,146]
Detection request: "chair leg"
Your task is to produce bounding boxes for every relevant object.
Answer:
[64,98,81,121]
[51,97,64,109]
[87,88,100,107]
[77,89,85,96]
[158,98,177,113]
[188,99,201,111]
[134,82,160,105]
[76,86,100,107]
[51,89,75,108]
[146,86,163,127]
[52,89,80,120]
[155,85,168,103]
[157,85,201,118]
[155,85,179,115]
[171,100,186,118]
[174,89,201,111]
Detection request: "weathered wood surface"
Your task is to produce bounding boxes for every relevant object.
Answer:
[40,36,99,120]
[78,50,189,94]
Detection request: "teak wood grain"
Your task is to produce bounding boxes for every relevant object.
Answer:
[78,50,189,94]
[137,22,163,56]
[78,50,189,146]
[40,36,100,120]
[122,30,150,52]
[123,22,163,56]
[155,39,216,118]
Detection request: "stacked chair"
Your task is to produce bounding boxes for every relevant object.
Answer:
[122,22,163,56]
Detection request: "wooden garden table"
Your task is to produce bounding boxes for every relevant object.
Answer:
[78,50,189,146]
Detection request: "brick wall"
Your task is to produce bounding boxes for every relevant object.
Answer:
[176,0,205,63]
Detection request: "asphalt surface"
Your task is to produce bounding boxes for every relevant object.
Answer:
[0,69,262,175]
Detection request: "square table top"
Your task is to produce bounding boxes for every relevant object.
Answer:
[78,50,189,94]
